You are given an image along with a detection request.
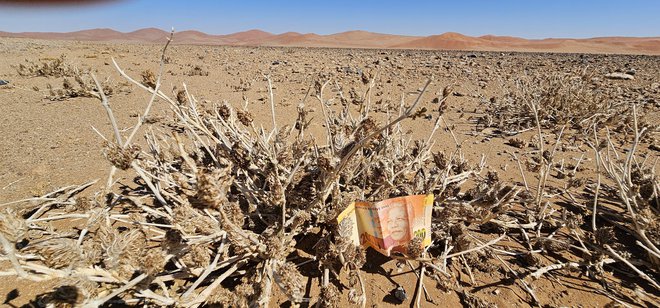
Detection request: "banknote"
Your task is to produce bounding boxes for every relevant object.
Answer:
[337,194,434,256]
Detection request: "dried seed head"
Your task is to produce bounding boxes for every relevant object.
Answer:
[29,238,87,269]
[181,244,211,268]
[407,236,424,258]
[141,247,166,275]
[260,230,291,259]
[274,262,305,303]
[173,203,218,235]
[176,89,188,105]
[288,210,312,231]
[638,208,659,244]
[433,152,448,170]
[594,226,617,246]
[268,174,285,207]
[207,286,250,307]
[0,209,27,242]
[141,69,156,88]
[356,117,378,141]
[162,229,185,254]
[98,225,145,272]
[64,197,94,213]
[223,201,245,228]
[56,277,98,301]
[236,109,253,126]
[319,283,340,308]
[102,142,140,170]
[216,103,231,120]
[318,155,335,174]
[193,167,233,210]
[295,104,311,131]
[485,171,500,185]
[564,210,584,230]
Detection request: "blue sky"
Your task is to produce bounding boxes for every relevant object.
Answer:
[0,0,658,38]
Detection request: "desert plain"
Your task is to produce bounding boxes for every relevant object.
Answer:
[0,32,658,307]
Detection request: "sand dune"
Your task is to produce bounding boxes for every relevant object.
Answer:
[1,28,658,54]
[396,32,493,50]
[223,29,275,43]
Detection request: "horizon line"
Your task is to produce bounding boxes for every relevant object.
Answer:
[3,27,660,41]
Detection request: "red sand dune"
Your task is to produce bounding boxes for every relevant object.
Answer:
[222,29,275,43]
[395,32,492,50]
[0,28,658,55]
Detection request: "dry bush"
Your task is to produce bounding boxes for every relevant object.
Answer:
[13,54,77,78]
[0,46,495,306]
[479,73,627,133]
[45,73,123,101]
[588,107,660,269]
[493,94,660,305]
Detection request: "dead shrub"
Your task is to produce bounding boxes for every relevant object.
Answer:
[13,55,77,78]
[45,72,123,101]
[479,73,626,133]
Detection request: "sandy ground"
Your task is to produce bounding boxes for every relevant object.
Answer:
[0,37,658,307]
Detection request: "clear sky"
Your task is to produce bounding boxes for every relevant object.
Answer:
[0,0,658,38]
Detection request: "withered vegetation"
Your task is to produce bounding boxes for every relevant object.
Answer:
[1,33,658,308]
[45,73,123,101]
[13,54,77,78]
[478,72,656,135]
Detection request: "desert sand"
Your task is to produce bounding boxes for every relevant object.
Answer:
[0,34,658,307]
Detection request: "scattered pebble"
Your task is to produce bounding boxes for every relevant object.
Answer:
[392,286,407,302]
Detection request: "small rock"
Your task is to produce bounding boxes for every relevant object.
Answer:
[605,72,634,80]
[0,80,9,85]
[392,286,407,302]
[626,69,636,75]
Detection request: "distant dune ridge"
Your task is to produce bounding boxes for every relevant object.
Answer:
[1,27,659,54]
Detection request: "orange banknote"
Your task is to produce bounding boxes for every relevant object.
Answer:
[337,194,433,256]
